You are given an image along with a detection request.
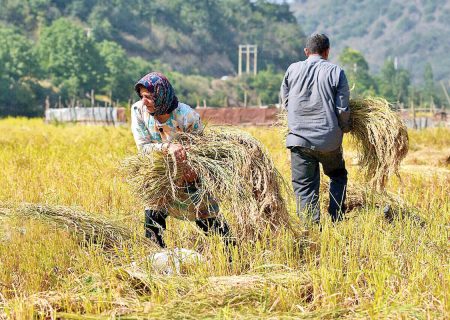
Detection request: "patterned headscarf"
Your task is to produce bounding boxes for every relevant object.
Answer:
[134,72,179,116]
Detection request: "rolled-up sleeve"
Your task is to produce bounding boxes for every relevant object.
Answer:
[335,69,351,133]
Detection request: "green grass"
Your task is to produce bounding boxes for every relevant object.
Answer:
[0,118,449,319]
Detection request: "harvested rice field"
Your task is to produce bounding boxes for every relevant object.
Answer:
[0,118,449,319]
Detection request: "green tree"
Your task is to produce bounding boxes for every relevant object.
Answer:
[247,66,284,105]
[96,41,135,101]
[377,60,411,104]
[339,47,377,97]
[88,10,114,42]
[36,18,105,97]
[1,0,306,77]
[422,62,437,105]
[0,27,44,116]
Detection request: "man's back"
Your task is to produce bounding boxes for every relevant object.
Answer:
[281,55,350,152]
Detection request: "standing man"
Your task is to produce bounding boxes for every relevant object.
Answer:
[280,33,351,224]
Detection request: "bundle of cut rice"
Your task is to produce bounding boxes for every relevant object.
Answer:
[320,181,421,224]
[123,127,291,241]
[277,97,409,190]
[1,203,157,251]
[349,98,408,190]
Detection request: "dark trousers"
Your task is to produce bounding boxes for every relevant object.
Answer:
[290,146,347,224]
[145,209,233,248]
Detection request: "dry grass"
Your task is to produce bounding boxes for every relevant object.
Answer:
[320,181,422,225]
[349,98,409,190]
[123,127,291,241]
[0,119,448,319]
[0,203,157,252]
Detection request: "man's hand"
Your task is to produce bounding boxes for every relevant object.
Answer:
[166,143,197,183]
[341,125,351,133]
[341,118,352,133]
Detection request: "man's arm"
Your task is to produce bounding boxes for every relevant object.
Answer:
[280,67,290,110]
[335,69,351,133]
[131,105,166,153]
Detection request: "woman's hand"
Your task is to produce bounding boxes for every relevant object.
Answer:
[167,143,186,162]
[166,143,197,183]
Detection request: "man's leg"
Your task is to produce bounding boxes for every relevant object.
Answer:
[320,147,348,222]
[291,147,321,224]
[144,209,168,248]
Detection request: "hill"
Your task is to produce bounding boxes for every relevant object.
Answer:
[290,0,450,82]
[0,0,305,77]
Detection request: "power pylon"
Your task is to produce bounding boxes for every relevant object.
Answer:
[238,44,258,76]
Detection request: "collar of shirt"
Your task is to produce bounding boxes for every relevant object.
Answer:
[306,55,324,62]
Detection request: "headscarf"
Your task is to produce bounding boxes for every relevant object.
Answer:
[134,72,179,116]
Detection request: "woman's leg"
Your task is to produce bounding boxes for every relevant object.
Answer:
[144,209,168,248]
[195,217,235,247]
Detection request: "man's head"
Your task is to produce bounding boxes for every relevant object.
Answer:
[135,72,178,116]
[304,33,330,60]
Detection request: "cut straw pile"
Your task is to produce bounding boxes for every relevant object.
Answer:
[123,127,290,240]
[277,97,408,190]
[320,181,421,224]
[0,203,156,251]
[349,98,408,190]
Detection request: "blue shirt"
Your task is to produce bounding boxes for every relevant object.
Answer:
[280,55,350,152]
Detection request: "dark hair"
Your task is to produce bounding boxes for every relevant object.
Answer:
[306,33,330,55]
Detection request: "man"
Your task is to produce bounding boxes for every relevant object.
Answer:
[131,72,232,247]
[280,33,351,224]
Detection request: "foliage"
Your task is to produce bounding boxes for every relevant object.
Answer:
[339,47,377,97]
[96,41,136,101]
[36,18,105,97]
[376,60,411,104]
[0,27,44,116]
[290,0,450,82]
[246,66,285,105]
[421,62,439,107]
[1,0,447,115]
[0,0,306,116]
[0,0,305,77]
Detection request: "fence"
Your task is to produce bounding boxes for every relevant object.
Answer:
[399,109,448,129]
[44,106,448,129]
[196,107,279,125]
[45,107,127,125]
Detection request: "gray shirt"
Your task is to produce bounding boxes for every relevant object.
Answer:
[280,55,350,152]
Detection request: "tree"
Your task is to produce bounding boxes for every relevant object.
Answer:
[339,47,377,97]
[36,18,106,97]
[247,66,284,105]
[88,9,114,42]
[422,62,437,106]
[0,27,44,116]
[96,41,135,101]
[377,60,410,104]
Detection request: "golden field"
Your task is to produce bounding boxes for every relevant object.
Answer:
[0,118,449,319]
